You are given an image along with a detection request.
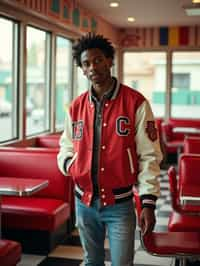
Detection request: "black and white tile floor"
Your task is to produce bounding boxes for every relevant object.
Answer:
[17,170,197,266]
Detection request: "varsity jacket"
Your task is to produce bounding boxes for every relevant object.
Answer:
[57,80,163,208]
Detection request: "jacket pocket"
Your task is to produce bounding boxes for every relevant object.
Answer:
[127,148,134,174]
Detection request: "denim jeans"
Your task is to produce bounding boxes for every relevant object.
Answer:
[75,197,136,266]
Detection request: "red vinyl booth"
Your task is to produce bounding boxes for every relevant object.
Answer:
[0,147,73,254]
[168,154,200,232]
[133,186,200,266]
[0,239,21,266]
[34,135,60,148]
[183,136,200,154]
[161,118,200,156]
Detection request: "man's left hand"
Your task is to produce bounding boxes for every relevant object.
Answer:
[139,207,156,235]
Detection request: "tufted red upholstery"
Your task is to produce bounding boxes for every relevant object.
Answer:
[0,239,21,266]
[184,136,200,154]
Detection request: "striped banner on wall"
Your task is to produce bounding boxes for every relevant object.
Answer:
[121,26,200,48]
[159,26,192,46]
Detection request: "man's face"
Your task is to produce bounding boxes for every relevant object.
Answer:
[80,48,112,86]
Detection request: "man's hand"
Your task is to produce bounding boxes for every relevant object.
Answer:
[139,207,156,235]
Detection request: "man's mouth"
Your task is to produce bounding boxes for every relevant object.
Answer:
[90,72,100,79]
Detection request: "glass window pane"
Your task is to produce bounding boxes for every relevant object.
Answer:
[26,26,50,136]
[171,51,200,119]
[0,17,18,142]
[74,66,89,97]
[55,36,72,130]
[123,52,167,118]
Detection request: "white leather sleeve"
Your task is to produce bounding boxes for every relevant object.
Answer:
[57,108,75,176]
[135,100,163,197]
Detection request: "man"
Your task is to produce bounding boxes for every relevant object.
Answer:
[57,32,162,266]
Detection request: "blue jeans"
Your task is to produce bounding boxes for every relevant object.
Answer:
[75,197,136,266]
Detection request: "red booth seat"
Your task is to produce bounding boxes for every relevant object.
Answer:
[2,197,69,231]
[168,211,200,232]
[161,118,200,155]
[0,148,73,254]
[168,154,200,232]
[133,186,200,265]
[0,239,21,266]
[183,136,200,154]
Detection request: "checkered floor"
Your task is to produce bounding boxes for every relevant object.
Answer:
[17,169,189,266]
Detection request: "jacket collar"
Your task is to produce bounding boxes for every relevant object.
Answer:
[88,77,120,103]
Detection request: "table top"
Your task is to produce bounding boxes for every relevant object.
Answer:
[180,184,200,207]
[0,177,48,196]
[173,127,200,134]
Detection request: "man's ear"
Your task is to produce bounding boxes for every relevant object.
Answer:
[107,57,113,68]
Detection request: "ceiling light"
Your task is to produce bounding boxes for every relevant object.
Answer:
[109,2,119,7]
[192,0,200,3]
[127,17,135,22]
[184,4,200,16]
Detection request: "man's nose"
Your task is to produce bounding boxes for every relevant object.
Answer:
[89,62,97,71]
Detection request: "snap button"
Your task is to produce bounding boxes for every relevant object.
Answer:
[103,123,107,127]
[102,145,106,150]
[101,167,105,172]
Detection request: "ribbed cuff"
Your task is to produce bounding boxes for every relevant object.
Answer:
[140,194,157,210]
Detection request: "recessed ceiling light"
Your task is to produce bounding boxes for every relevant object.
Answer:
[193,0,200,3]
[127,17,135,22]
[110,2,119,7]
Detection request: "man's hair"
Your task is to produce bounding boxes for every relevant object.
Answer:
[72,32,115,67]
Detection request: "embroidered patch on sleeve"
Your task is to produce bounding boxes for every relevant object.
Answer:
[145,121,158,141]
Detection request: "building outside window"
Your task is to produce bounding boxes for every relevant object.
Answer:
[0,17,18,142]
[26,26,51,135]
[171,52,200,118]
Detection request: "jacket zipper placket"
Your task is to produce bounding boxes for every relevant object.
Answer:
[96,99,105,202]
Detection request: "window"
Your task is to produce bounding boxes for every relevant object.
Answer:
[171,52,200,118]
[73,66,89,97]
[55,36,72,130]
[131,80,139,90]
[0,17,18,142]
[172,73,190,90]
[123,52,167,118]
[26,26,51,135]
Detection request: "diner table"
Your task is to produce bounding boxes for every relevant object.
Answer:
[0,177,49,238]
[180,185,200,209]
[173,127,200,135]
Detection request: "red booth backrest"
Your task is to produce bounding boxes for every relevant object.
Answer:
[0,148,70,203]
[178,154,200,195]
[184,136,200,154]
[35,135,60,148]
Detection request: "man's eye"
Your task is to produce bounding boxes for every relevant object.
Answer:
[94,58,102,64]
[82,62,89,67]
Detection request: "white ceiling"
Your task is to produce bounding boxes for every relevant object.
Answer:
[79,0,200,28]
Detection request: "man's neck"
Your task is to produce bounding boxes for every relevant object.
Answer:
[93,78,114,100]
